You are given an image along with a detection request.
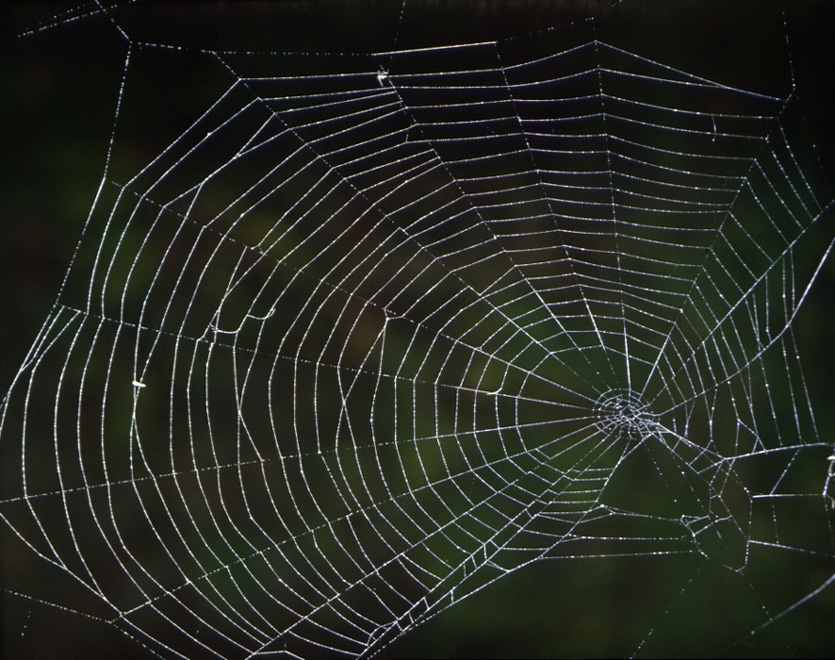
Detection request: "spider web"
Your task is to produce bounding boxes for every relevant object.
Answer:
[2,1,835,658]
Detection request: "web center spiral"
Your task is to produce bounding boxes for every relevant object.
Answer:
[594,389,656,443]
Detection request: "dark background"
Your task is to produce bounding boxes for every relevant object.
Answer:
[2,1,834,658]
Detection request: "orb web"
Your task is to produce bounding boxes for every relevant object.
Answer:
[2,1,835,658]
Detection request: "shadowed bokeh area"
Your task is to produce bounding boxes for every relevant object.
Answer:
[2,1,834,658]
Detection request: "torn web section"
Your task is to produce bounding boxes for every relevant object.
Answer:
[650,96,835,576]
[483,28,779,573]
